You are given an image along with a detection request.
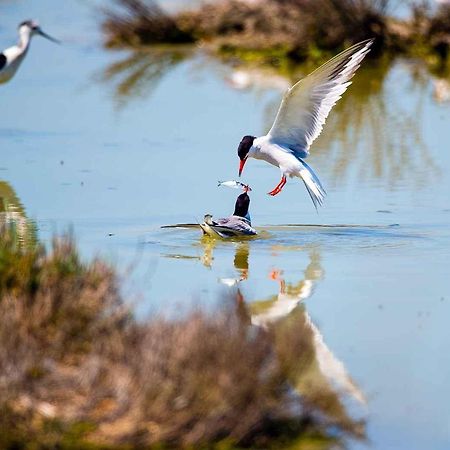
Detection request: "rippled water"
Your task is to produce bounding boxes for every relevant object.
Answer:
[1,1,450,449]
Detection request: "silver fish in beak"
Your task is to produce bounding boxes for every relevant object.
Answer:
[218,180,252,192]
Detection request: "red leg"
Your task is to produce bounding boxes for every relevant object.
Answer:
[268,177,285,196]
[268,176,287,196]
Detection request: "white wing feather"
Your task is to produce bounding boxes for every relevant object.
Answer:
[268,39,373,157]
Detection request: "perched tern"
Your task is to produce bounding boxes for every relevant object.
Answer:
[0,20,59,84]
[237,39,373,207]
[200,191,257,238]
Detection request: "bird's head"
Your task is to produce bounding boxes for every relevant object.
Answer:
[233,192,250,218]
[237,135,255,176]
[203,214,214,225]
[18,20,60,44]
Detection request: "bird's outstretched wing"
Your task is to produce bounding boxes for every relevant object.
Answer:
[161,223,201,229]
[268,39,373,158]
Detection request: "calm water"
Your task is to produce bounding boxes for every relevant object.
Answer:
[1,1,450,449]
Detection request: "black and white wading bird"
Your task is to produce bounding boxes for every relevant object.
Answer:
[200,189,257,238]
[237,39,373,207]
[0,20,59,84]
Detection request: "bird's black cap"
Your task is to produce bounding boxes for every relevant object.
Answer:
[233,192,250,218]
[18,20,38,30]
[238,135,255,160]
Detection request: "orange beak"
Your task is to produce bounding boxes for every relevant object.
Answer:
[239,158,247,177]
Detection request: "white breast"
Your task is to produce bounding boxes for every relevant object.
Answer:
[254,135,302,174]
[0,46,27,83]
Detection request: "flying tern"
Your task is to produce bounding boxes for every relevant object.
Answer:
[237,39,373,207]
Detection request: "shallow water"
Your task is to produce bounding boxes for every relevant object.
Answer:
[1,1,450,448]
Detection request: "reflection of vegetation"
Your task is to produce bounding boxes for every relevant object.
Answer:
[252,58,439,189]
[100,47,192,106]
[102,0,450,67]
[310,60,440,189]
[0,180,37,246]
[100,42,440,187]
[0,228,362,449]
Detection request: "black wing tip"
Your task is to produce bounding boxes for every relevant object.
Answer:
[0,53,6,71]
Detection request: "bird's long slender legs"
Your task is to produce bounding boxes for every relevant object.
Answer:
[268,176,287,196]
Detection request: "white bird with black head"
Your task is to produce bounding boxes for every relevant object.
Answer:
[0,20,59,84]
[237,39,373,208]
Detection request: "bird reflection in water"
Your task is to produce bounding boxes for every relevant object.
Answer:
[248,252,323,328]
[162,236,367,435]
[217,240,250,286]
[192,237,367,433]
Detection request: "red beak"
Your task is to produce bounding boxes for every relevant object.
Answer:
[239,158,247,177]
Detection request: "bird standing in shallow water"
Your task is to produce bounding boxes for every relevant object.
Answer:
[237,39,373,208]
[0,20,59,84]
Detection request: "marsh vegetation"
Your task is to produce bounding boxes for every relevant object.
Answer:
[2,1,450,449]
[0,227,364,449]
[103,0,450,70]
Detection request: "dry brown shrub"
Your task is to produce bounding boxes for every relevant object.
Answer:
[102,0,196,47]
[102,0,395,60]
[101,0,450,65]
[0,227,361,448]
[428,4,450,58]
[191,0,390,54]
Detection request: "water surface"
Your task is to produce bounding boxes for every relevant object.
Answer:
[1,1,450,449]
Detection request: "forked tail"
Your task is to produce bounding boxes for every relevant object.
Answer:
[298,160,326,209]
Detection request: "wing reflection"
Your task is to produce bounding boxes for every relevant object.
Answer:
[193,238,366,428]
[249,251,323,327]
[162,237,367,433]
[241,250,366,426]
